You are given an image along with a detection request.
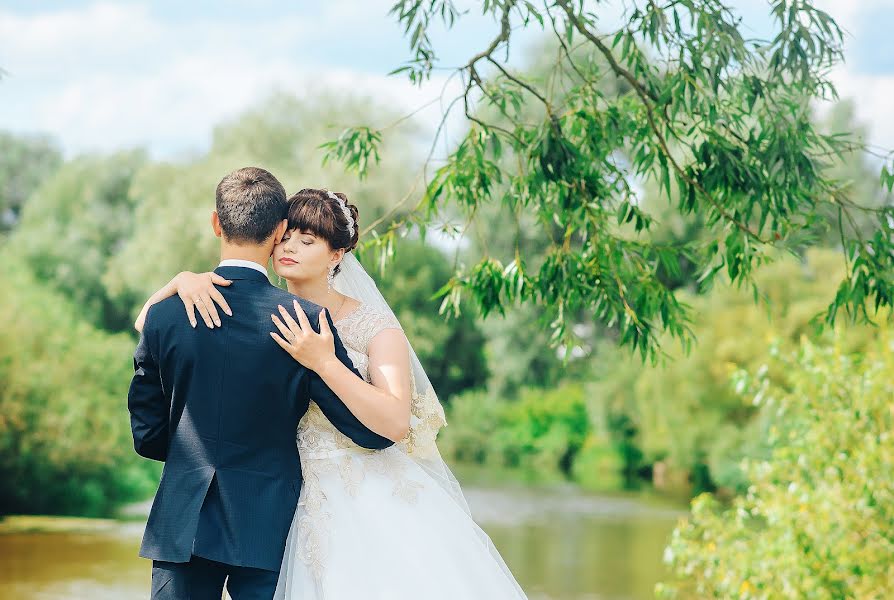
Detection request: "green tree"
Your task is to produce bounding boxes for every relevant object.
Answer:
[455,37,628,393]
[362,239,488,398]
[589,248,882,494]
[451,37,887,395]
[477,304,568,397]
[0,131,62,233]
[438,382,591,479]
[10,151,147,331]
[0,256,158,516]
[657,328,894,598]
[438,248,885,494]
[328,1,894,360]
[810,100,893,246]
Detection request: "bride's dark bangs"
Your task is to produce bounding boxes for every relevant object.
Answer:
[286,196,339,245]
[285,188,358,261]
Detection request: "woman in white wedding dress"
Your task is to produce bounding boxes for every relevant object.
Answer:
[151,188,528,600]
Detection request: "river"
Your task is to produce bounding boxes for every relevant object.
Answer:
[0,476,683,599]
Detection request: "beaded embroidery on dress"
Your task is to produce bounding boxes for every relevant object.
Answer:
[273,303,528,600]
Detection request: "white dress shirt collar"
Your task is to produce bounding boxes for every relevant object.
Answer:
[218,259,269,278]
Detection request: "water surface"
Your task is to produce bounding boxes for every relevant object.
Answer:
[0,479,682,599]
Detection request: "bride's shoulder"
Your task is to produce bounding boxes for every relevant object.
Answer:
[340,302,398,326]
[366,305,402,330]
[336,302,403,347]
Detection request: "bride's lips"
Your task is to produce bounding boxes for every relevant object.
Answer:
[278,257,298,266]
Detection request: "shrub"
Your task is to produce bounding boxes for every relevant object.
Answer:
[657,330,894,598]
[439,383,590,479]
[0,258,158,516]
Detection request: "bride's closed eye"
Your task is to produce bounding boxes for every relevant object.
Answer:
[281,232,315,245]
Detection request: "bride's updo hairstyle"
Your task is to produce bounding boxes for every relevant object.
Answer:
[286,188,360,275]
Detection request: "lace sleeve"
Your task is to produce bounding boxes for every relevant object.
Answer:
[352,309,403,352]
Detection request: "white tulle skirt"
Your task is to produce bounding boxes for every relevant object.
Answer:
[273,445,528,600]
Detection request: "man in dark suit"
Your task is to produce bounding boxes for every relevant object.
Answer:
[128,166,393,599]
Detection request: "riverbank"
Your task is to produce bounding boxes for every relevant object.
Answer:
[0,516,121,535]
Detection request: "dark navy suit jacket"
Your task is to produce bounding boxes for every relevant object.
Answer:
[128,265,393,571]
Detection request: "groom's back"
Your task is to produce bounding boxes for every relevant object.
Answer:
[133,267,316,571]
[148,274,307,469]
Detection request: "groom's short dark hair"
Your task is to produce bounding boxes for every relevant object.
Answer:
[215,167,287,243]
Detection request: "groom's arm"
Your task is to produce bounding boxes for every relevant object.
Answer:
[128,311,171,461]
[307,309,394,450]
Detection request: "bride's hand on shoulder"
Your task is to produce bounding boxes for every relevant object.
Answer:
[172,271,233,329]
[270,300,335,371]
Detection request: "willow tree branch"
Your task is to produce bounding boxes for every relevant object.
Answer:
[556,0,770,244]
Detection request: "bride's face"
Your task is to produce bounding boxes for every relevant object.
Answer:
[272,228,340,283]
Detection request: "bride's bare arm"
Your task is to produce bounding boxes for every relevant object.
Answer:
[271,303,412,442]
[314,328,412,443]
[134,272,233,332]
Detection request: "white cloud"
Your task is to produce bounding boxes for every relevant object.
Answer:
[0,4,156,60]
[828,69,894,150]
[0,1,463,157]
[28,58,463,157]
[815,0,894,37]
[813,0,894,150]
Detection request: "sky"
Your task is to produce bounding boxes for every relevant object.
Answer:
[1,0,893,159]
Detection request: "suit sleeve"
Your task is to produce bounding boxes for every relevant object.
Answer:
[127,311,170,461]
[307,308,394,450]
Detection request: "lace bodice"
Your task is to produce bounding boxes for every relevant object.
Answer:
[287,302,458,590]
[296,303,403,458]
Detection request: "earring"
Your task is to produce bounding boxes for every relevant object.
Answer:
[327,266,335,293]
[277,274,284,288]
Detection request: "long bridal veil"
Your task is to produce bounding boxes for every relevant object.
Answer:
[333,253,471,512]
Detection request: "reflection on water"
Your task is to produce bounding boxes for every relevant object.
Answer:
[1,526,146,599]
[0,482,682,600]
[465,485,682,600]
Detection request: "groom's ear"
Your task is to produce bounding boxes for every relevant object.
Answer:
[273,219,288,245]
[211,211,223,238]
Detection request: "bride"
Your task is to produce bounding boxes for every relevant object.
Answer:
[140,188,528,599]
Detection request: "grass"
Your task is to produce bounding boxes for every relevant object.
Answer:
[0,515,122,535]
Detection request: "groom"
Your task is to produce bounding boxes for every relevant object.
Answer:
[128,167,393,599]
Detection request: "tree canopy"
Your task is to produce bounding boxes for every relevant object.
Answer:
[326,0,894,361]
